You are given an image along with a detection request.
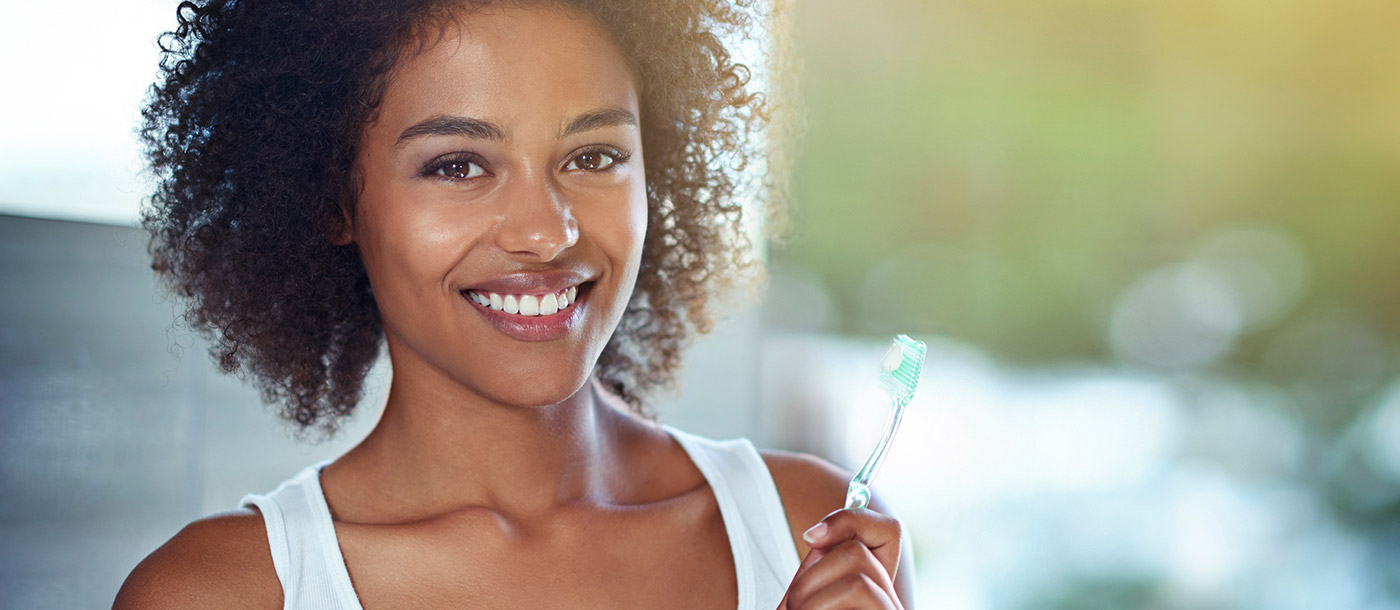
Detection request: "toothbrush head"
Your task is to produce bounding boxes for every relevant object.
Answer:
[879,334,927,404]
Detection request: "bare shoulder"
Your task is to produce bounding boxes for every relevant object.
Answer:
[113,507,281,609]
[760,450,853,544]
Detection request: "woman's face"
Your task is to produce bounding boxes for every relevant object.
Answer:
[346,3,646,408]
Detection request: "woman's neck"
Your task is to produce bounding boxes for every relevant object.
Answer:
[328,374,636,523]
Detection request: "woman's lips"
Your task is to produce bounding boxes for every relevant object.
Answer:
[459,282,590,342]
[461,269,591,296]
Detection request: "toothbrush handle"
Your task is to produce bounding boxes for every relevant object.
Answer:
[844,394,908,510]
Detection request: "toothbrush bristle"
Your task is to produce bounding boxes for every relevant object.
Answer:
[879,334,926,400]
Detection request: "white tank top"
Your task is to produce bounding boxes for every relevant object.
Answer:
[240,426,802,609]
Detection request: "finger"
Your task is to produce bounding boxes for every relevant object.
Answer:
[788,572,900,610]
[801,508,902,577]
[792,543,827,579]
[788,545,830,595]
[784,540,898,609]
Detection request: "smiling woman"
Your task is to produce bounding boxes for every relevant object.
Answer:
[115,1,913,608]
[339,8,651,411]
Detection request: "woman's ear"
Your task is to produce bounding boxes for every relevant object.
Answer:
[329,203,355,245]
[330,167,364,245]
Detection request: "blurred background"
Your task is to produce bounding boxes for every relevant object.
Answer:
[769,0,1400,607]
[1,0,1397,608]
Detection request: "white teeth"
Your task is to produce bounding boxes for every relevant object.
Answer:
[467,285,582,317]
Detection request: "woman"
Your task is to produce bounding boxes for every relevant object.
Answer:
[116,0,912,607]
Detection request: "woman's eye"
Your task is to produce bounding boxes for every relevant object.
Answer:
[565,149,623,172]
[430,159,486,181]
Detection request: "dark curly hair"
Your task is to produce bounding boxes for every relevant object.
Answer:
[141,0,775,435]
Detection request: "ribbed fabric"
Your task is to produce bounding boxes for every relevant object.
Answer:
[240,427,802,609]
[241,462,360,610]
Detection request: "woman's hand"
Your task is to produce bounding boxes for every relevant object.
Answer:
[777,508,905,610]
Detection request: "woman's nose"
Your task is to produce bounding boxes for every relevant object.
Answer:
[493,175,579,261]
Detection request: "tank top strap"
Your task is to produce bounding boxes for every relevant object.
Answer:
[241,460,362,610]
[663,425,803,610]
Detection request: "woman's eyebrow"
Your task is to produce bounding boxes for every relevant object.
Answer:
[395,108,636,147]
[397,115,506,146]
[558,107,638,138]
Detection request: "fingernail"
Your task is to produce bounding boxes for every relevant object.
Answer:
[802,522,827,544]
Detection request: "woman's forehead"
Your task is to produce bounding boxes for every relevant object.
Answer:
[371,3,640,140]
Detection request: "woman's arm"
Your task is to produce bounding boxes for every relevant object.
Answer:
[763,451,916,609]
[113,508,281,609]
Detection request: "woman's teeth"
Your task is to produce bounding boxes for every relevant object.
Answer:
[468,286,579,316]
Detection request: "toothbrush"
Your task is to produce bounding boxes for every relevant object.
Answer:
[845,334,927,510]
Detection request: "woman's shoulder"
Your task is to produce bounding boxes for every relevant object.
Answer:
[114,507,282,609]
[758,448,909,550]
[758,450,853,548]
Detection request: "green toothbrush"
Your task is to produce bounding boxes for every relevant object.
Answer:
[845,334,928,510]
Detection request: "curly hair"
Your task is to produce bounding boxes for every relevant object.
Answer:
[141,0,773,435]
